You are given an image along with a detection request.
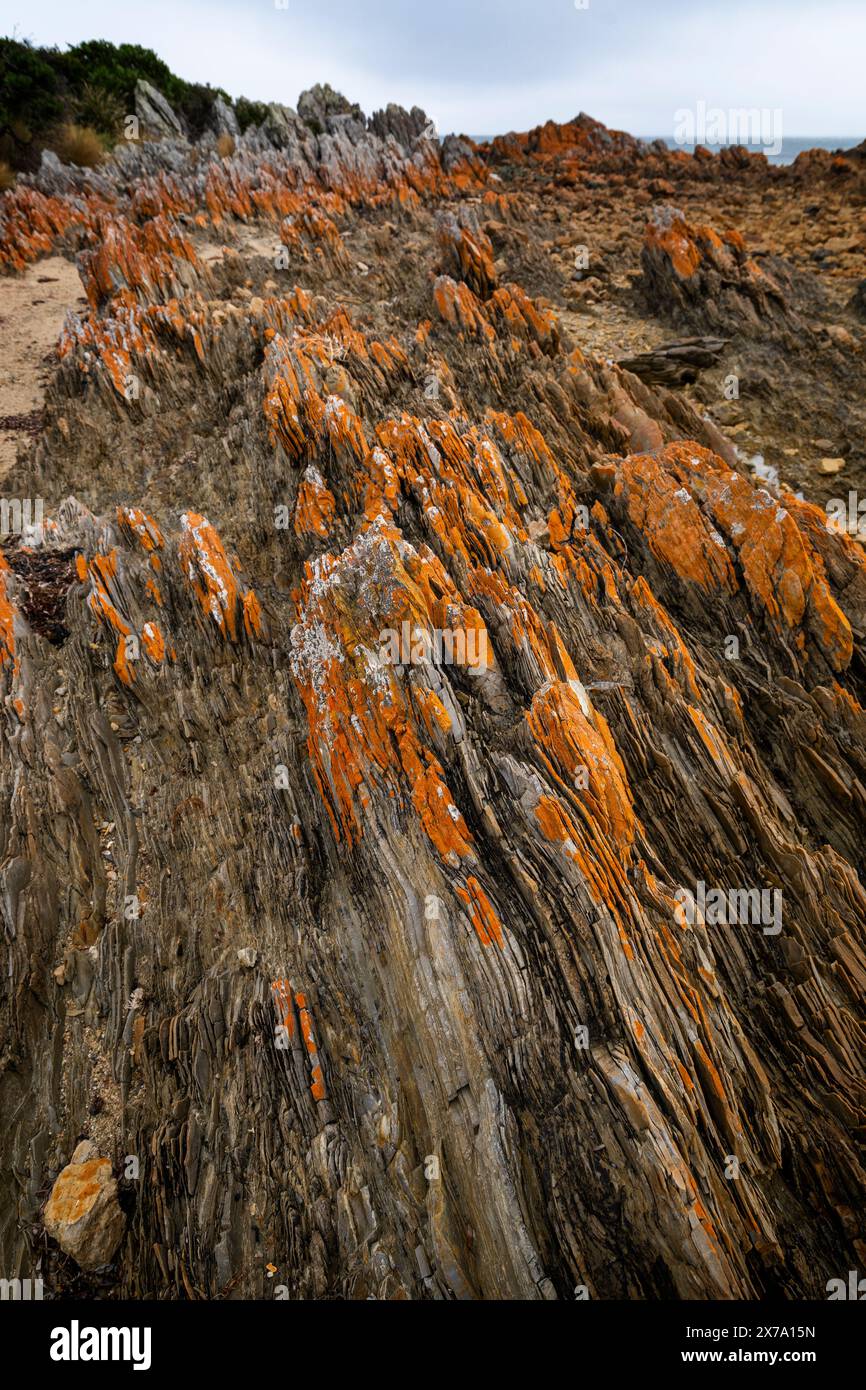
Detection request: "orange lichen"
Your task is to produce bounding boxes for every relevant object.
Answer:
[456,876,504,948]
[294,467,337,538]
[527,680,635,857]
[179,512,261,642]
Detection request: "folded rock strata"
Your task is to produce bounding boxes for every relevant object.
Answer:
[0,90,865,1302]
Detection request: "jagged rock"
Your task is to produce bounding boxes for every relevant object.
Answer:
[370,103,431,145]
[43,1145,126,1270]
[297,82,363,133]
[618,336,728,386]
[1,81,866,1307]
[211,96,240,140]
[134,79,185,139]
[640,204,793,335]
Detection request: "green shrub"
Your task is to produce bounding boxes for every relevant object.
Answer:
[235,97,269,133]
[75,81,125,139]
[0,36,244,166]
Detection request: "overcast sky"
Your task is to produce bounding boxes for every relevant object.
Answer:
[2,0,863,137]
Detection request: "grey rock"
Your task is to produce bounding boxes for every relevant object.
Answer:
[135,79,185,139]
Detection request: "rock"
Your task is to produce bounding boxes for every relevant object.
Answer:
[212,96,240,140]
[134,79,184,139]
[297,83,364,133]
[43,1152,126,1269]
[849,278,866,320]
[369,103,430,146]
[818,457,846,474]
[2,74,866,1308]
[640,205,794,337]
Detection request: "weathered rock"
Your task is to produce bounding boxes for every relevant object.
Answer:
[43,1149,126,1270]
[297,82,364,133]
[212,96,240,140]
[134,79,185,139]
[1,82,865,1307]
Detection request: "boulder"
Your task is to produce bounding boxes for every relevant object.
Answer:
[43,1143,126,1270]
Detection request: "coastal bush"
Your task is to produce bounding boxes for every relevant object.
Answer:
[53,123,104,167]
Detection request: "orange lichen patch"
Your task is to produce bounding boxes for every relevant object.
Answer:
[80,548,136,684]
[412,685,453,736]
[279,206,350,269]
[470,567,571,685]
[629,575,701,700]
[144,576,163,606]
[527,680,636,857]
[645,209,703,278]
[437,215,498,298]
[0,554,18,673]
[117,506,164,553]
[179,512,261,643]
[271,978,296,1037]
[433,274,558,355]
[60,291,211,396]
[79,214,198,310]
[289,520,475,859]
[270,978,325,1099]
[141,621,166,664]
[375,415,527,569]
[433,275,496,340]
[43,1158,113,1226]
[294,467,337,538]
[660,443,853,669]
[113,634,135,685]
[456,875,504,948]
[533,791,634,957]
[241,589,264,639]
[614,450,738,594]
[324,393,368,461]
[784,489,866,623]
[263,338,309,459]
[487,284,559,351]
[0,185,110,272]
[394,729,474,859]
[295,991,326,1101]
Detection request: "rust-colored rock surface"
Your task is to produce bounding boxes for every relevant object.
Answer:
[1,87,865,1301]
[42,1142,126,1270]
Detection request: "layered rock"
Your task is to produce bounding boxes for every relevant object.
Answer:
[1,85,865,1304]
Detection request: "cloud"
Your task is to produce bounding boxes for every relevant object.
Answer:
[3,0,864,135]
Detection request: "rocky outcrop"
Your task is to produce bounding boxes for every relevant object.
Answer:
[1,84,865,1303]
[134,79,185,140]
[640,205,793,336]
[211,96,240,141]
